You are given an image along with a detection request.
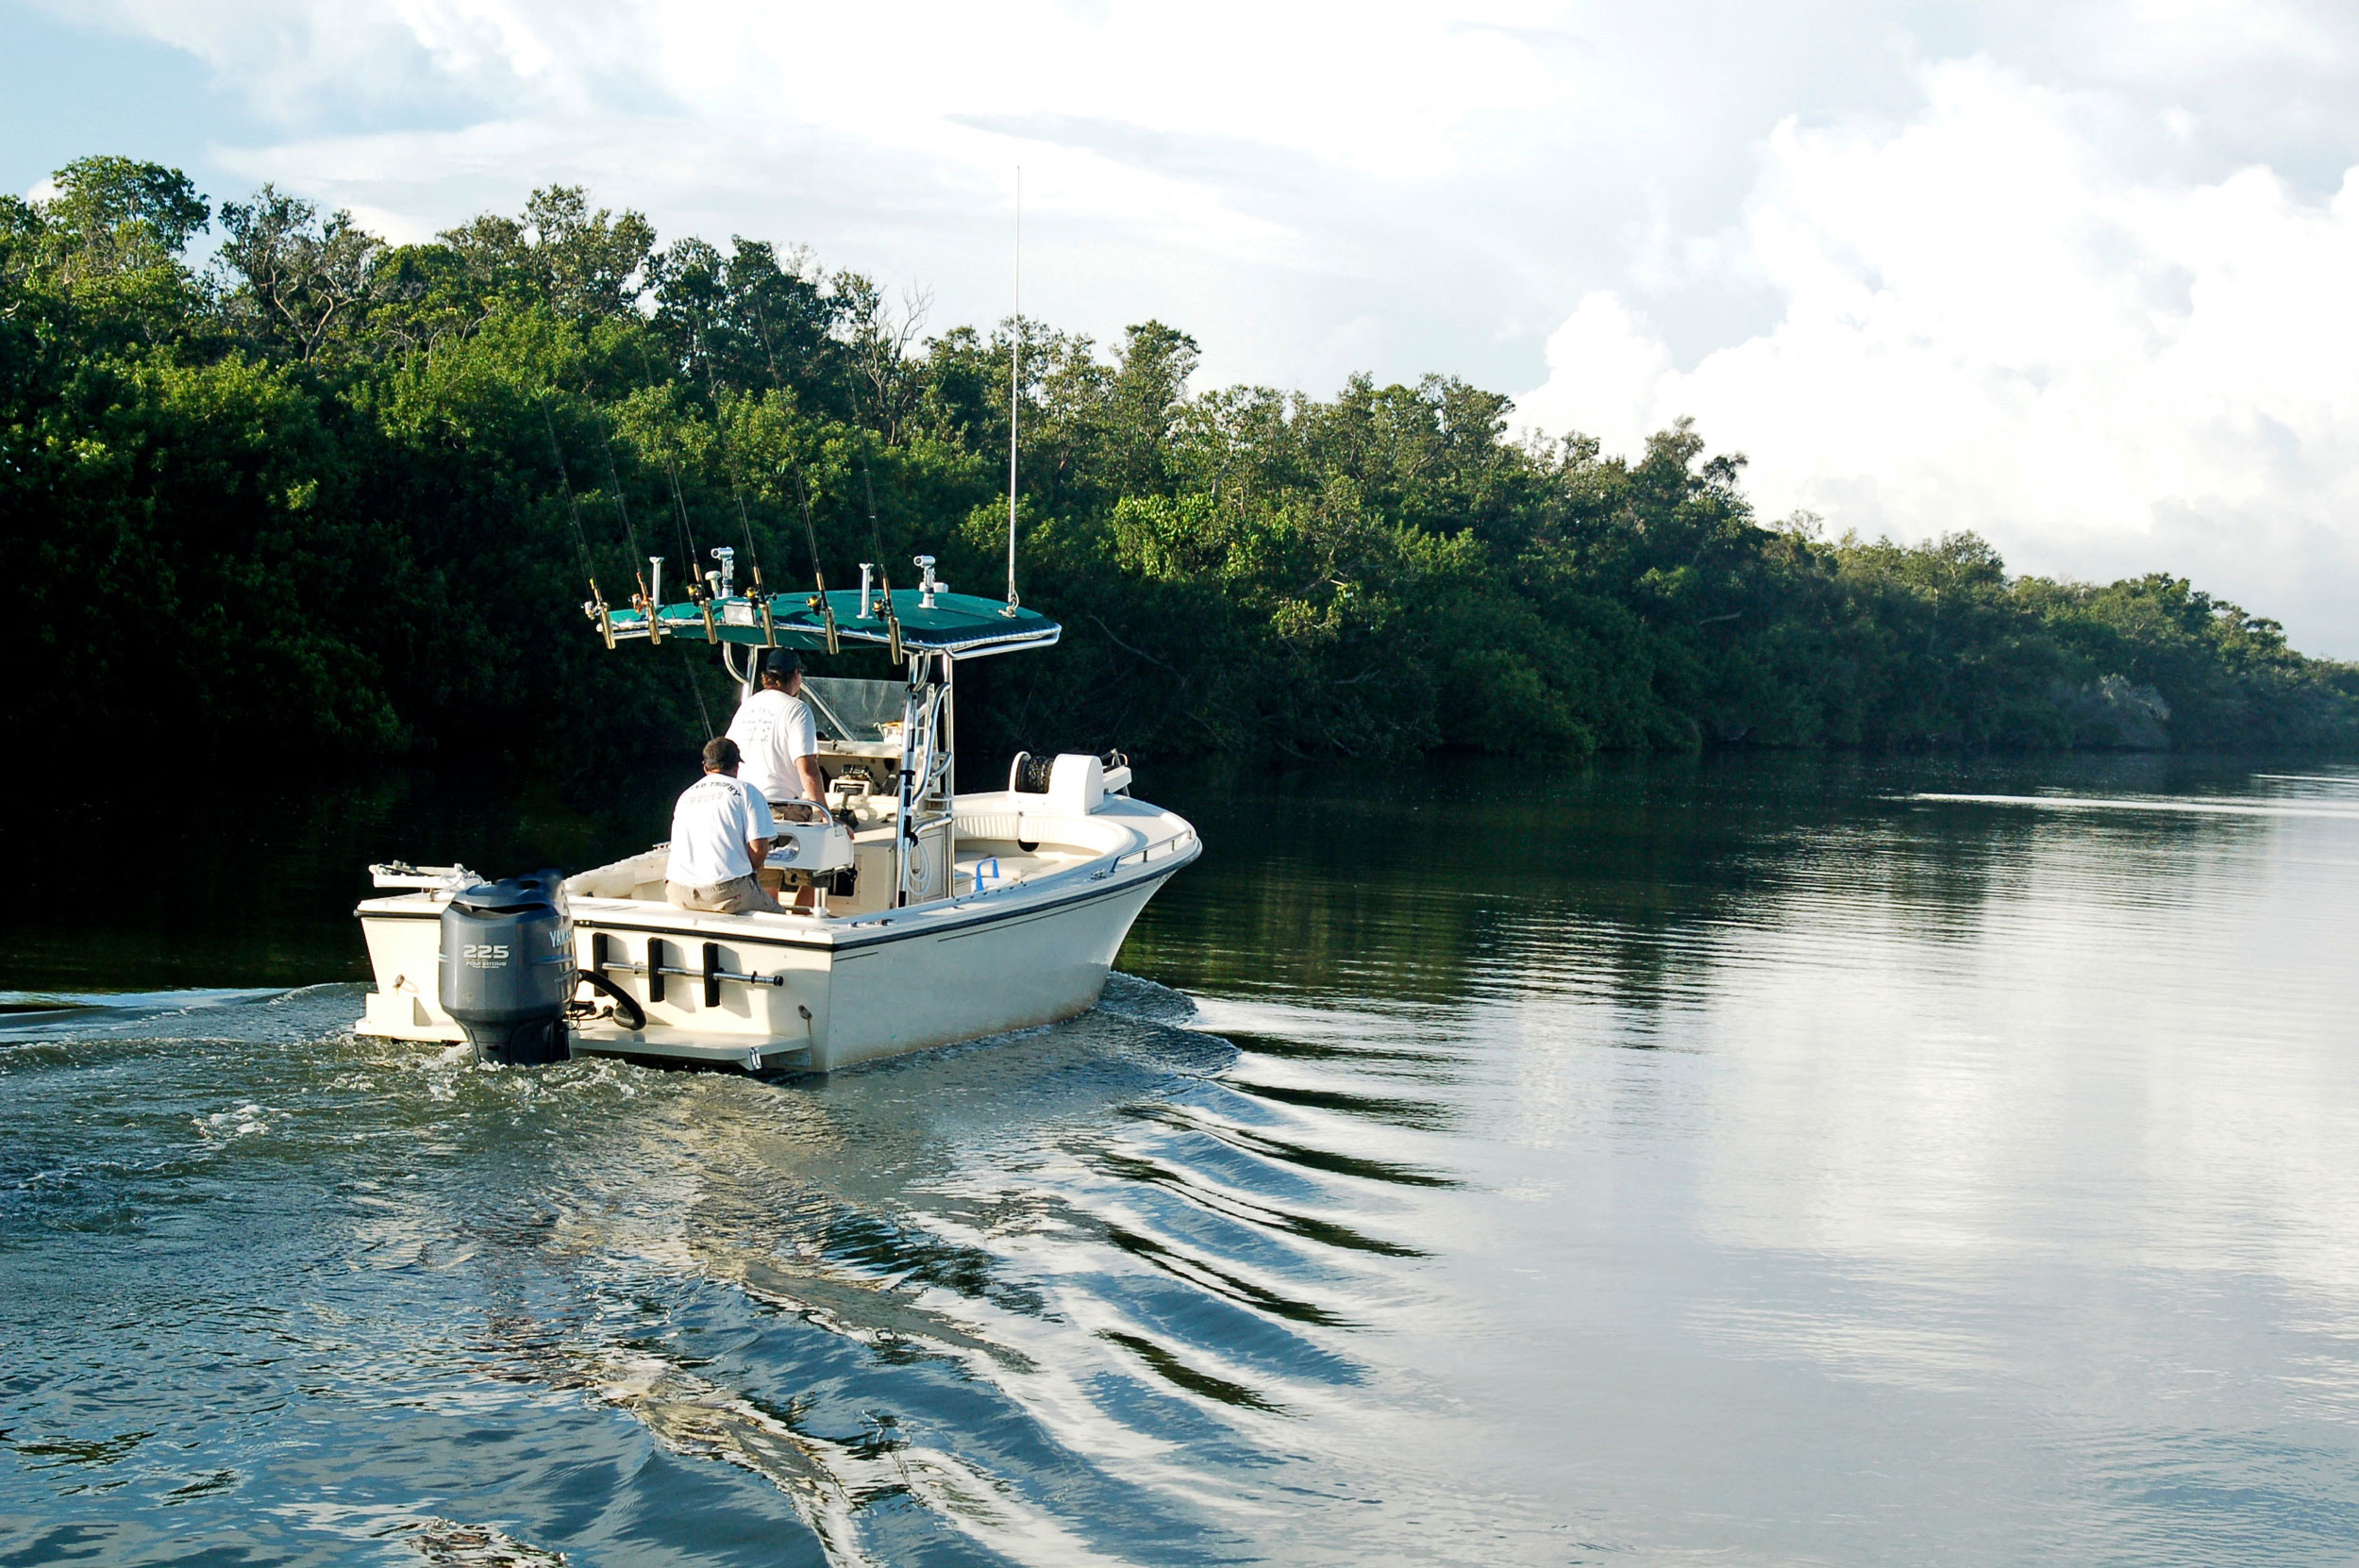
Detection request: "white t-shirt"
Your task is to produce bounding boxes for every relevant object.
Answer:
[665,772,773,887]
[726,688,818,805]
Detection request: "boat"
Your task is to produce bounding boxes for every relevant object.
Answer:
[353,552,1201,1072]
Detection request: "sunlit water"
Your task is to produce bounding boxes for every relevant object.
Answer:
[6,755,2359,1565]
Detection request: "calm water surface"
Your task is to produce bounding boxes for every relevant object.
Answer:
[5,755,2358,1565]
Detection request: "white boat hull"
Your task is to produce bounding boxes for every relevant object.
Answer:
[356,792,1198,1072]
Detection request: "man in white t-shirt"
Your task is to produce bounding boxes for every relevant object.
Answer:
[726,648,825,816]
[664,737,783,914]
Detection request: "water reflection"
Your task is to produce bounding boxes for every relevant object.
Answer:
[6,755,2359,1563]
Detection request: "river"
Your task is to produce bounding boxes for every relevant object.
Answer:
[4,753,2357,1565]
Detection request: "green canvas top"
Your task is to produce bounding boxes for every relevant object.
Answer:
[600,588,1061,658]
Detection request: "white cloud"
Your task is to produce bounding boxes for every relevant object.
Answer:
[55,0,1627,393]
[41,0,2006,392]
[1516,58,2359,655]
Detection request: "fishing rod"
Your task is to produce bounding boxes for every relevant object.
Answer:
[858,457,904,660]
[663,453,716,644]
[786,464,841,656]
[622,335,714,640]
[861,459,885,619]
[591,404,661,644]
[690,315,769,603]
[540,395,612,648]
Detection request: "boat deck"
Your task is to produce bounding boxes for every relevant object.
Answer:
[357,792,1199,1071]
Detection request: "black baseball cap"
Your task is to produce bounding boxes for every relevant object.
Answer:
[762,648,802,681]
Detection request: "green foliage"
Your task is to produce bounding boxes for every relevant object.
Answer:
[7,154,2356,770]
[38,156,209,276]
[216,186,390,363]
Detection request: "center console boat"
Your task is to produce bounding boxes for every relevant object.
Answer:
[354,558,1199,1071]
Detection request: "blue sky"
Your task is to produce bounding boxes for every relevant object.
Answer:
[12,0,2359,654]
[6,6,253,194]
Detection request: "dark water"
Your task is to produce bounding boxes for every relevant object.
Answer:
[6,755,2359,1565]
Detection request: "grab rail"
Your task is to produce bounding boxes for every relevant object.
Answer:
[1112,827,1197,869]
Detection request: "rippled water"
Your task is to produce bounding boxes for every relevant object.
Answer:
[7,755,2359,1565]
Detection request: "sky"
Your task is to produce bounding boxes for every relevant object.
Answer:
[10,1,2359,655]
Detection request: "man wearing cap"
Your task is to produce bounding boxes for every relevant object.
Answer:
[727,648,826,821]
[664,736,784,914]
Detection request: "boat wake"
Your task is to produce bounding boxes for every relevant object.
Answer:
[0,986,299,1043]
[0,975,1464,1566]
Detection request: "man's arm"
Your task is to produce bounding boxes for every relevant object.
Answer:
[786,698,825,804]
[742,784,771,873]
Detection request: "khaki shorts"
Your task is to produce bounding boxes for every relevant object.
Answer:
[664,875,783,915]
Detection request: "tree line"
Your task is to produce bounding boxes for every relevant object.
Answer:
[5,154,2354,776]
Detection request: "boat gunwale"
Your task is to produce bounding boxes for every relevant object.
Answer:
[355,827,1200,955]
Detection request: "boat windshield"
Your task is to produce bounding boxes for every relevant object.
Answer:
[802,676,905,743]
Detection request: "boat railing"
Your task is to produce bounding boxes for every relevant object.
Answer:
[1111,826,1197,870]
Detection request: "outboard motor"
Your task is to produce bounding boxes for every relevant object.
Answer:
[438,870,574,1065]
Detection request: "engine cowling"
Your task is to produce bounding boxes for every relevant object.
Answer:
[438,871,574,1065]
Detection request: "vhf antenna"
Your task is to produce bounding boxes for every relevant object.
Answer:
[1003,165,1022,618]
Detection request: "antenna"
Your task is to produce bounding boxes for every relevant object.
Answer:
[1003,166,1022,618]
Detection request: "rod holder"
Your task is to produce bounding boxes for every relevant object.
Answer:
[880,575,904,662]
[814,575,841,655]
[589,934,789,996]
